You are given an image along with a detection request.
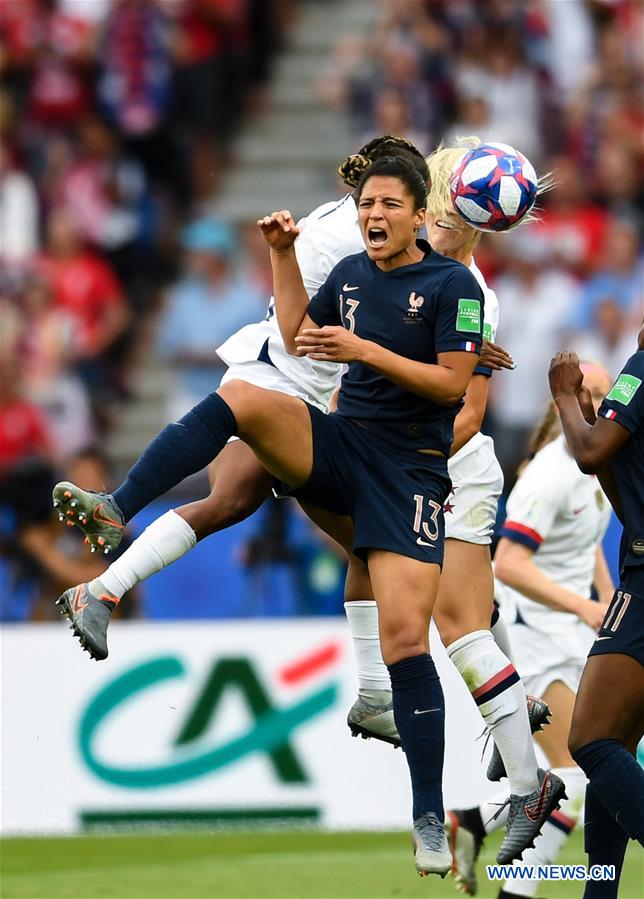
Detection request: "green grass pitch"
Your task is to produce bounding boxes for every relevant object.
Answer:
[1,828,642,899]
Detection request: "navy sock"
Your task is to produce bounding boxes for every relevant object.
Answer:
[582,784,628,899]
[573,739,644,844]
[112,393,237,522]
[388,653,445,821]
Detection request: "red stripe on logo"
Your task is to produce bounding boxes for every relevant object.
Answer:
[471,663,517,700]
[278,642,341,686]
[504,520,544,545]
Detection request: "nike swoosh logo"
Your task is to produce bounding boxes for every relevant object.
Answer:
[342,283,360,292]
[414,708,440,715]
[416,537,436,548]
[93,503,124,529]
[524,773,551,823]
[71,585,88,615]
[595,635,612,641]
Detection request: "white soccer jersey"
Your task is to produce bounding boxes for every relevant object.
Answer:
[445,260,502,542]
[470,258,499,345]
[217,193,364,410]
[497,434,611,636]
[448,260,500,470]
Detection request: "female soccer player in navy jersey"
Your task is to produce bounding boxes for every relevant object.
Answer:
[548,326,644,898]
[55,155,564,876]
[446,362,615,898]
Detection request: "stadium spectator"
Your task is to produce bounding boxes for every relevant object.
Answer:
[455,26,542,160]
[156,216,266,419]
[0,143,40,271]
[537,155,610,277]
[97,0,172,140]
[17,274,94,458]
[571,218,643,331]
[570,299,638,380]
[37,209,131,400]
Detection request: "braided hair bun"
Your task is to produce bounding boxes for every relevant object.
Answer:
[338,135,428,188]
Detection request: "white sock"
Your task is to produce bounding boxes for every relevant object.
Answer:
[479,785,511,833]
[90,510,197,599]
[503,766,587,896]
[490,606,515,663]
[344,601,391,699]
[447,630,539,795]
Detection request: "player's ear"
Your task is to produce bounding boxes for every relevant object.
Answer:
[414,207,426,232]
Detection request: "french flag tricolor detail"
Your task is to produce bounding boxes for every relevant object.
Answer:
[461,340,477,352]
[603,409,618,420]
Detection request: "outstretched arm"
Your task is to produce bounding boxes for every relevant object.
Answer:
[548,352,631,474]
[495,538,609,630]
[258,210,317,353]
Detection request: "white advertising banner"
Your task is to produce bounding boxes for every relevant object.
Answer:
[2,620,498,835]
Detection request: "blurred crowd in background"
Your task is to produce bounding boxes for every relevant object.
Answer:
[1,0,642,622]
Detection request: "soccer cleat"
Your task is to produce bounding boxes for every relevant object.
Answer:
[413,812,452,878]
[486,695,551,781]
[496,768,567,864]
[56,583,119,660]
[53,482,125,554]
[347,694,401,748]
[446,810,482,895]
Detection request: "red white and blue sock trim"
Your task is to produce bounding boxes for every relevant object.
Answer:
[471,663,520,707]
[500,520,544,552]
[548,809,576,835]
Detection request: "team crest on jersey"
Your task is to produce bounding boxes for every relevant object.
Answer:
[405,292,424,319]
[595,490,604,511]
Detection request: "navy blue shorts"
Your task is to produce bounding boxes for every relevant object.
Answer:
[280,404,451,565]
[588,572,644,667]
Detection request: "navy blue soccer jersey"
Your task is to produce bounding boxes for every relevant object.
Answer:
[598,350,644,582]
[306,240,484,455]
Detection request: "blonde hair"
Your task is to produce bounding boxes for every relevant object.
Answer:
[425,136,554,227]
[517,401,561,476]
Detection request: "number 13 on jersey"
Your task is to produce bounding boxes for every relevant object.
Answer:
[413,494,442,547]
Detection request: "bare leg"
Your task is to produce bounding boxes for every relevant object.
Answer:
[433,539,493,645]
[570,654,644,752]
[177,440,273,539]
[368,550,452,873]
[570,653,644,850]
[536,680,576,767]
[435,539,540,795]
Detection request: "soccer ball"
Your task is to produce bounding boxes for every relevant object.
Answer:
[449,143,538,232]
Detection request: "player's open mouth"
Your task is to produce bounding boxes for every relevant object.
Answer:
[436,219,457,230]
[368,228,388,247]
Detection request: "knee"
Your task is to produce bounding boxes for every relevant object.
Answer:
[379,618,428,667]
[217,380,261,430]
[435,617,462,649]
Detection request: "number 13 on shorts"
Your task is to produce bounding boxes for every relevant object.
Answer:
[413,494,442,547]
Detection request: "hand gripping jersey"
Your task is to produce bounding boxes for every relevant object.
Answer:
[217,194,364,410]
[498,434,612,639]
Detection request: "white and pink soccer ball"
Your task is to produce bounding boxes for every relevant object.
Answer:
[450,143,538,232]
